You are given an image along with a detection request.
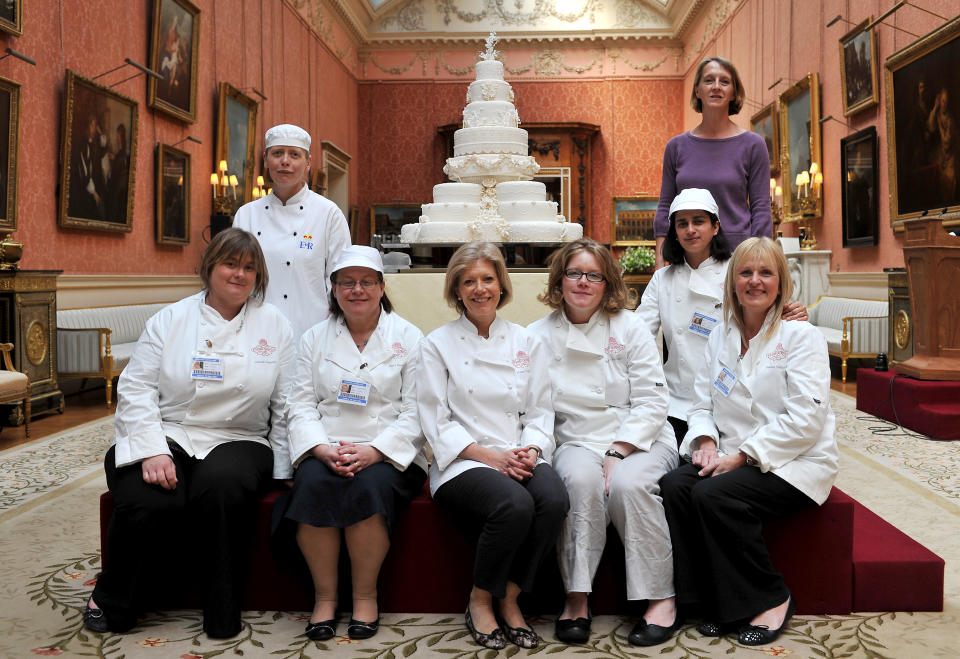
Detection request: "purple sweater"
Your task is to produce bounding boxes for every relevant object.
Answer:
[653,131,772,248]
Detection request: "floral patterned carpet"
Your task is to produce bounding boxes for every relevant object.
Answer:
[0,393,957,658]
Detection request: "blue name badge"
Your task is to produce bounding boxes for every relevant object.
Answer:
[191,356,224,382]
[713,367,736,397]
[337,378,370,406]
[689,312,719,337]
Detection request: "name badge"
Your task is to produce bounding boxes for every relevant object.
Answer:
[191,355,224,382]
[337,378,370,406]
[713,367,736,397]
[689,311,719,337]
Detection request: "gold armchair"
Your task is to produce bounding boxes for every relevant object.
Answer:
[0,342,30,436]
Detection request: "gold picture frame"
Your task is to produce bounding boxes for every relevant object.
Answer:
[611,195,658,246]
[214,82,258,216]
[840,17,880,117]
[750,102,780,176]
[0,0,22,37]
[155,143,190,245]
[0,75,21,232]
[58,69,138,233]
[884,14,960,230]
[778,73,822,222]
[148,0,200,123]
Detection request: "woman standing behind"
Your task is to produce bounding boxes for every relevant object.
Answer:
[528,239,680,647]
[660,237,838,645]
[282,246,426,641]
[653,57,771,268]
[418,242,569,651]
[84,228,294,638]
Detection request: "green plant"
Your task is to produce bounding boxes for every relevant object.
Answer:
[618,246,656,274]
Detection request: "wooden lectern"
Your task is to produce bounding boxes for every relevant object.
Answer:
[897,217,960,380]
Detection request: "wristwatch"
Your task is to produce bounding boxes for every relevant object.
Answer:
[741,451,758,467]
[604,449,625,460]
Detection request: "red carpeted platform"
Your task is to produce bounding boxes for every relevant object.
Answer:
[856,367,960,440]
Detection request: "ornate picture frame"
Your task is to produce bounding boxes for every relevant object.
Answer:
[58,69,138,233]
[611,195,658,247]
[214,82,258,216]
[884,14,960,229]
[0,0,22,37]
[841,126,878,247]
[778,73,822,222]
[148,0,200,123]
[840,17,880,117]
[0,75,21,231]
[750,102,780,175]
[155,143,190,245]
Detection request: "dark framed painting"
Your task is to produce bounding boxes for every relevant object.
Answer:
[840,18,879,117]
[155,143,190,245]
[215,82,258,216]
[148,0,200,123]
[0,75,20,231]
[841,126,878,247]
[610,195,658,246]
[750,102,780,175]
[0,0,21,37]
[779,72,822,221]
[885,14,960,229]
[58,69,138,233]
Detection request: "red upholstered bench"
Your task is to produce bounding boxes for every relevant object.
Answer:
[856,367,960,440]
[99,483,942,616]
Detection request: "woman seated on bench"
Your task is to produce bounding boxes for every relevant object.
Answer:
[660,237,838,646]
[84,228,295,638]
[279,246,426,642]
[418,242,569,651]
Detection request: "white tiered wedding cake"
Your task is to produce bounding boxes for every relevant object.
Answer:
[400,34,583,244]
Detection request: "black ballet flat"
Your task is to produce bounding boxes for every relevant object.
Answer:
[465,608,507,650]
[347,617,380,640]
[738,596,795,646]
[627,616,683,646]
[555,615,592,643]
[697,620,729,637]
[304,619,337,641]
[83,602,109,634]
[502,622,540,649]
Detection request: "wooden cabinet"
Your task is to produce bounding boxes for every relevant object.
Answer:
[0,270,64,423]
[887,268,914,366]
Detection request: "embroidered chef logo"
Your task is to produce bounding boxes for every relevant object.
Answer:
[251,339,277,356]
[604,337,625,355]
[765,343,788,361]
[299,233,314,250]
[512,350,531,370]
[390,342,407,364]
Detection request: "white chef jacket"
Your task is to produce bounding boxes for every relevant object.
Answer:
[286,310,427,473]
[634,257,728,419]
[233,184,351,340]
[418,314,556,495]
[681,316,838,505]
[113,292,295,479]
[527,309,675,455]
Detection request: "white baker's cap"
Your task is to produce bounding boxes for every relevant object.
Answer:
[264,124,311,151]
[332,245,384,275]
[669,188,720,222]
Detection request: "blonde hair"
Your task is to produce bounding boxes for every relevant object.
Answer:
[443,242,513,313]
[723,237,792,340]
[539,238,629,314]
[690,56,745,116]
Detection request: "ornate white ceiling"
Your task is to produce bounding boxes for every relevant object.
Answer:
[323,0,706,46]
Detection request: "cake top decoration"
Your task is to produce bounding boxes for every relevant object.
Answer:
[481,32,499,61]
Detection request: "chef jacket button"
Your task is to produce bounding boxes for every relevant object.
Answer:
[197,382,205,388]
[283,294,288,299]
[293,232,298,236]
[464,360,468,365]
[468,388,473,393]
[264,206,269,210]
[507,384,513,389]
[676,296,681,302]
[676,327,683,333]
[286,261,291,266]
[299,205,304,210]
[236,383,244,390]
[257,231,262,235]
[554,355,561,361]
[331,387,337,393]
[225,417,233,423]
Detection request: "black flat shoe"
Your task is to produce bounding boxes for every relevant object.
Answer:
[697,620,728,637]
[304,619,337,641]
[627,616,682,646]
[555,616,591,643]
[738,596,796,646]
[502,622,540,649]
[465,608,506,650]
[347,617,380,640]
[83,602,109,634]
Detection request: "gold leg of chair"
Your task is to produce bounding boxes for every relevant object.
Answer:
[841,358,848,383]
[106,377,114,407]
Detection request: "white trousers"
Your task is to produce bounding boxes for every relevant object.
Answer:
[553,441,679,600]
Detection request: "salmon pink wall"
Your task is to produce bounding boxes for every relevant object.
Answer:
[0,0,357,275]
[358,77,683,244]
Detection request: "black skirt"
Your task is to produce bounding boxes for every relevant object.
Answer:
[281,457,426,533]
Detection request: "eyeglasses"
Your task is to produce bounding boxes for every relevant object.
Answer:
[563,269,605,283]
[336,279,379,290]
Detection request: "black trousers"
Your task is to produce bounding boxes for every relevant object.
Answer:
[660,462,814,624]
[434,464,569,599]
[93,441,273,637]
[667,416,687,449]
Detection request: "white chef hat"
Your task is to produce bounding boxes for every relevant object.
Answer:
[332,245,384,275]
[264,124,311,152]
[668,188,720,222]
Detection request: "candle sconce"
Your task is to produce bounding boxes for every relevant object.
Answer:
[793,162,822,250]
